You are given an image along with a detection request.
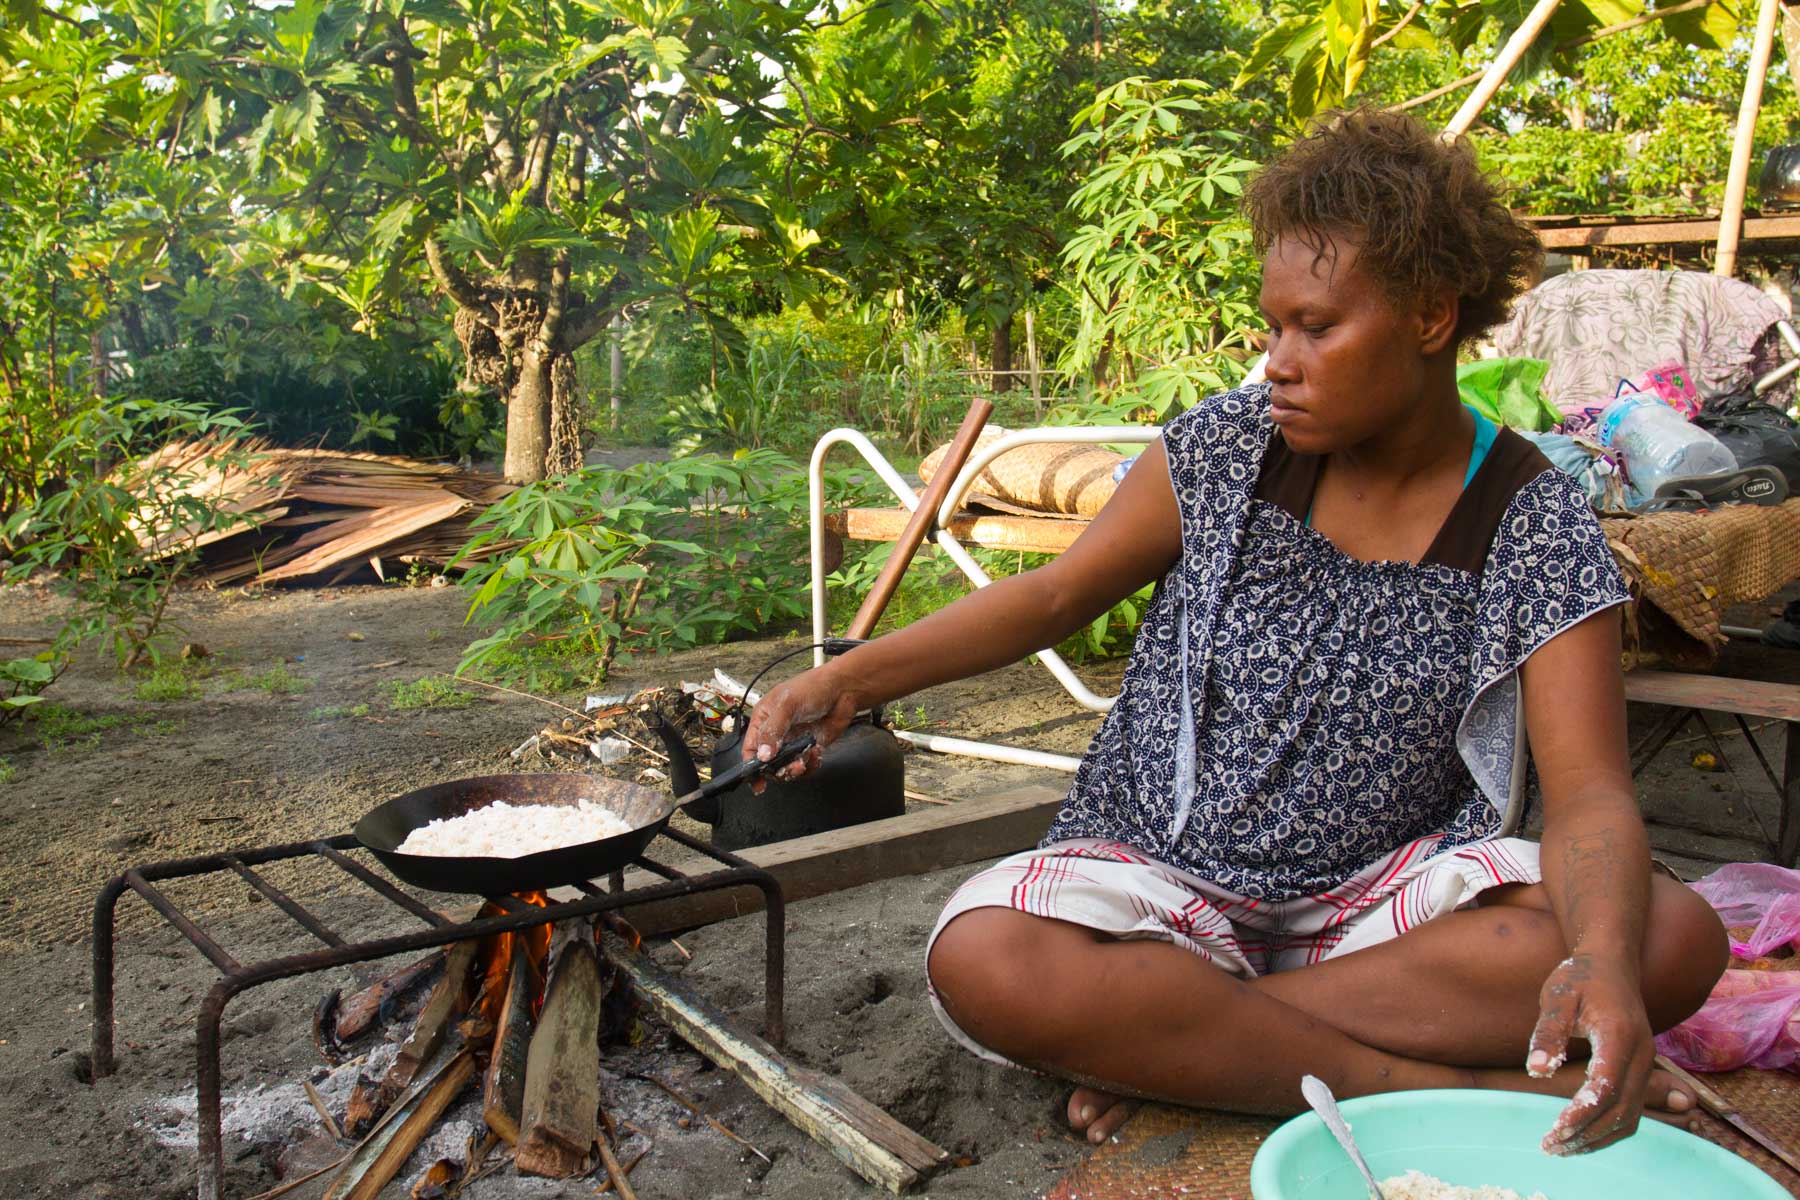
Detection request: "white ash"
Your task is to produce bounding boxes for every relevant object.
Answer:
[397,799,635,858]
[139,1049,378,1151]
[1527,1050,1566,1079]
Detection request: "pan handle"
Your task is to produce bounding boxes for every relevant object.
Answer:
[689,733,816,804]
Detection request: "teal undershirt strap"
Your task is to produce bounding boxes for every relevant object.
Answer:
[1306,406,1498,528]
[1464,408,1498,488]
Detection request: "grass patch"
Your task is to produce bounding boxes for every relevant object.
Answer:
[0,758,13,785]
[464,636,598,695]
[229,664,311,695]
[887,702,933,731]
[308,702,371,721]
[136,718,184,738]
[132,658,213,702]
[384,675,477,711]
[30,703,131,752]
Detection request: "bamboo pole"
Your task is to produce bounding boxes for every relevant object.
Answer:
[1395,0,1713,115]
[1443,0,1565,139]
[1718,0,1782,277]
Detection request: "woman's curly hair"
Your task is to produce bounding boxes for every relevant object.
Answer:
[1243,107,1542,343]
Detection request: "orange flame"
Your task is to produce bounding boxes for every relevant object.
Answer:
[470,891,554,1026]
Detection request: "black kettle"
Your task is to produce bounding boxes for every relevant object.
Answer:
[1760,144,1800,208]
[652,712,905,851]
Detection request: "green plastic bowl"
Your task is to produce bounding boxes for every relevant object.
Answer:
[1249,1089,1787,1199]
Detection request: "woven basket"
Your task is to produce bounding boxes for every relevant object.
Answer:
[1601,499,1800,667]
[919,430,1126,518]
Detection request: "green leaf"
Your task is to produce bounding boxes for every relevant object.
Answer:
[1662,0,1742,49]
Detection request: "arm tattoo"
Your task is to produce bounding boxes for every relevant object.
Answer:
[1561,830,1629,940]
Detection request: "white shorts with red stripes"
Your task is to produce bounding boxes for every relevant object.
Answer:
[926,834,1540,1067]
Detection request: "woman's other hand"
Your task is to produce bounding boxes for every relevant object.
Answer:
[740,666,861,787]
[1529,952,1655,1154]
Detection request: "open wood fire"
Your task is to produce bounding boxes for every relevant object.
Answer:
[308,898,649,1199]
[96,805,948,1199]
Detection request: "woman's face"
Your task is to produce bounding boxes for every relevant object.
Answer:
[1258,232,1453,456]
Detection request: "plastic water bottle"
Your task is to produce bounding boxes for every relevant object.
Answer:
[1596,393,1737,495]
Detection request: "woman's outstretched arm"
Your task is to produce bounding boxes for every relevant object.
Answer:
[743,438,1184,767]
[1523,611,1665,1152]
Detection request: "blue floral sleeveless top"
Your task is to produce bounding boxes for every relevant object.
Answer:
[1044,384,1629,900]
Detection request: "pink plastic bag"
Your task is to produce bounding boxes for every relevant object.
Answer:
[1619,359,1703,421]
[1655,863,1800,1073]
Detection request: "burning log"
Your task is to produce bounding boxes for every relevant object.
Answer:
[513,938,604,1178]
[470,898,551,1143]
[480,938,536,1144]
[349,941,476,1135]
[327,1048,477,1200]
[313,952,445,1063]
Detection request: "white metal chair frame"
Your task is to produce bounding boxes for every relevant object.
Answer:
[808,425,1161,773]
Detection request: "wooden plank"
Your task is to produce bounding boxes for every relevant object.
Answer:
[258,495,467,583]
[827,507,1089,555]
[589,785,1064,935]
[515,939,603,1178]
[1624,671,1800,723]
[600,942,948,1193]
[1535,214,1800,249]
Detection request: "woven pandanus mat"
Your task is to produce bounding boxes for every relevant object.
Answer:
[1600,499,1800,667]
[920,431,1125,518]
[1040,1077,1800,1199]
[1041,1104,1276,1200]
[1692,1067,1800,1198]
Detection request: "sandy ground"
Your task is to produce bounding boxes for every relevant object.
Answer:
[0,576,1794,1199]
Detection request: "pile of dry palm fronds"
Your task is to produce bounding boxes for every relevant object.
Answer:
[128,439,517,586]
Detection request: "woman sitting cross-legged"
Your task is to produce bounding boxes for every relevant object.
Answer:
[744,108,1728,1155]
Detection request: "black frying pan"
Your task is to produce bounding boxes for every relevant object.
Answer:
[355,735,814,895]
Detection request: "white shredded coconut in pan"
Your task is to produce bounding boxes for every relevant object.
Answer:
[1378,1171,1548,1200]
[397,799,636,858]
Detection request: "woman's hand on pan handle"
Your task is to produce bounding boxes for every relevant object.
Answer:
[742,666,862,786]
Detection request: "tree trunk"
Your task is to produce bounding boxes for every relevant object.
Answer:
[504,346,555,484]
[990,314,1015,392]
[546,352,582,477]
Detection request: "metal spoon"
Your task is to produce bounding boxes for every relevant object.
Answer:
[1300,1075,1386,1200]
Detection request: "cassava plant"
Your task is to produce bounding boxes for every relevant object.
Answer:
[1056,77,1265,421]
[455,452,880,684]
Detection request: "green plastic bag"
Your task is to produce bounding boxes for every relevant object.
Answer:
[1456,357,1560,431]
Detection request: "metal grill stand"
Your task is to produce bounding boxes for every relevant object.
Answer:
[92,825,785,1200]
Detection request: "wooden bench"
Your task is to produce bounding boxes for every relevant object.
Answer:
[1624,671,1800,864]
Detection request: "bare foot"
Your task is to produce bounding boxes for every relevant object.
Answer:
[1067,1086,1140,1145]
